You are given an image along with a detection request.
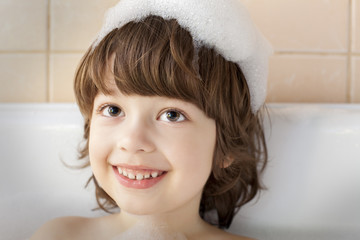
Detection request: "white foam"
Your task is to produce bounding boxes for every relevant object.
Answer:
[111,218,188,240]
[92,0,273,113]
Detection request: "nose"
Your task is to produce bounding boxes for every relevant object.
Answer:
[116,118,156,153]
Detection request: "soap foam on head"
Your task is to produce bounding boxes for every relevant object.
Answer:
[93,0,273,113]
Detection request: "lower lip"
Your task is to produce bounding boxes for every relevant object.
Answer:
[112,166,167,189]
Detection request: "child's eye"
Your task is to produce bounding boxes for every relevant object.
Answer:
[159,109,187,122]
[99,105,124,118]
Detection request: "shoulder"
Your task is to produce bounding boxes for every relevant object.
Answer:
[30,216,94,240]
[212,231,254,240]
[223,232,255,240]
[199,224,254,240]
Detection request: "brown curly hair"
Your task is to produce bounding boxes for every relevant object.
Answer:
[74,16,267,229]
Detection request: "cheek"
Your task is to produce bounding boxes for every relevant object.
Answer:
[163,125,216,179]
[88,124,112,174]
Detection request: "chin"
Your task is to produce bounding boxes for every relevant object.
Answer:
[117,199,163,216]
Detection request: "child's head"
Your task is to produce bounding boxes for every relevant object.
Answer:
[74,0,270,229]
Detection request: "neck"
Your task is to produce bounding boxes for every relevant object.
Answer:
[114,194,209,238]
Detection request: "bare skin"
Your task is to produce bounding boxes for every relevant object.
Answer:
[31,69,255,240]
[31,213,253,240]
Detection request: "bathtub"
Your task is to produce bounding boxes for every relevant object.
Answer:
[0,103,359,240]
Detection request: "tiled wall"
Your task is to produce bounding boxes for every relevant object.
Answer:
[0,0,359,103]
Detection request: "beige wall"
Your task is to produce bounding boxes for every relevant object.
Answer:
[0,0,359,103]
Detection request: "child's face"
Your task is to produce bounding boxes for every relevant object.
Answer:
[88,79,217,216]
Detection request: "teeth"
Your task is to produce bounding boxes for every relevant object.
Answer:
[117,167,164,180]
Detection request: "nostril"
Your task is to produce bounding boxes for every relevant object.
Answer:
[116,137,155,153]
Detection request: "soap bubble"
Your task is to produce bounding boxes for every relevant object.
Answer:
[111,218,188,240]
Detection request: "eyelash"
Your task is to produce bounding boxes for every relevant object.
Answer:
[96,104,189,122]
[96,103,122,117]
[161,108,188,122]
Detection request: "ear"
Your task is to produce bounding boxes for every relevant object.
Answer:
[221,155,234,168]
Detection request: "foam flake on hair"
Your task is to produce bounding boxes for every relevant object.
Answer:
[92,0,273,113]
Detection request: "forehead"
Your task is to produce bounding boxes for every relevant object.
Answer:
[94,77,194,108]
[87,21,207,114]
[95,52,203,107]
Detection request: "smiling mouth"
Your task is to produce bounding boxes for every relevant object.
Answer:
[112,165,168,189]
[116,166,166,180]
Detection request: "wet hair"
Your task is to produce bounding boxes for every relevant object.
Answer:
[74,16,267,229]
